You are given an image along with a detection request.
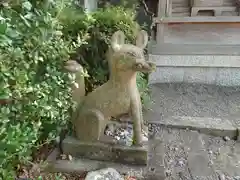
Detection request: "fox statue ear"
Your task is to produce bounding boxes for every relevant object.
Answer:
[136,30,148,49]
[111,30,126,51]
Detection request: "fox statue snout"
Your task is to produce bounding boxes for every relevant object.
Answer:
[133,61,156,73]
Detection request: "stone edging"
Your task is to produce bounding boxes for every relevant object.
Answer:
[149,55,240,68]
[148,116,240,141]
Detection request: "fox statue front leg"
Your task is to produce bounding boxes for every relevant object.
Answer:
[130,93,144,146]
[74,108,117,144]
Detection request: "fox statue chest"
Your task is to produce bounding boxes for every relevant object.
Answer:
[78,82,138,118]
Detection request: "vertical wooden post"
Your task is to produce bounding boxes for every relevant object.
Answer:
[166,0,172,17]
[158,0,166,17]
[156,0,167,44]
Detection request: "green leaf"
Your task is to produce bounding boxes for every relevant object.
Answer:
[19,14,31,28]
[22,1,32,11]
[0,34,12,45]
[5,28,20,38]
[0,22,7,34]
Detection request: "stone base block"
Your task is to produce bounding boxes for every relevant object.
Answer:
[46,148,146,179]
[61,136,148,165]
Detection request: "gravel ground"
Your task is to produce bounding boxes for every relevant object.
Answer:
[148,123,240,180]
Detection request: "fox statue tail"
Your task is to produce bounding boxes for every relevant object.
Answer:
[64,60,85,104]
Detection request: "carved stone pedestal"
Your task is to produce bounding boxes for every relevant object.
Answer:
[61,136,148,165]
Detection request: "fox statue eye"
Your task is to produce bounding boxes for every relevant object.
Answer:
[126,52,136,57]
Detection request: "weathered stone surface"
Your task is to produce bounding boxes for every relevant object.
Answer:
[150,44,240,55]
[183,67,217,85]
[62,136,148,165]
[179,130,204,152]
[46,149,146,179]
[148,124,240,179]
[149,55,240,86]
[85,168,123,180]
[188,153,213,176]
[202,134,240,177]
[48,124,240,179]
[179,130,216,177]
[145,83,240,118]
[149,55,240,68]
[216,68,240,86]
[157,116,237,138]
[144,84,240,136]
[192,174,219,180]
[149,125,192,179]
[149,67,184,84]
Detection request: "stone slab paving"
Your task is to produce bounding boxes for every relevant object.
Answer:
[47,124,240,179]
[144,83,240,140]
[148,124,240,180]
[145,83,240,119]
[201,134,240,178]
[149,116,237,138]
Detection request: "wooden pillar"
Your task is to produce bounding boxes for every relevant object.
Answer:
[156,0,166,44]
[166,0,172,17]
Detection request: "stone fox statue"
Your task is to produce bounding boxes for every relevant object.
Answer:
[64,30,155,146]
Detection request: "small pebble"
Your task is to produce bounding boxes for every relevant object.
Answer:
[104,121,148,146]
[219,174,226,180]
[114,136,121,141]
[223,136,230,141]
[165,169,172,177]
[142,135,148,142]
[173,147,178,151]
[178,160,184,167]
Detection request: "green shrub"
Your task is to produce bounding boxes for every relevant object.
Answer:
[0,1,151,179]
[0,1,84,178]
[59,5,151,106]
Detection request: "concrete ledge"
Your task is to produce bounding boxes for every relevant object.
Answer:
[46,149,146,179]
[149,66,240,86]
[149,55,240,67]
[148,116,238,138]
[150,45,240,55]
[62,136,148,165]
[148,55,240,85]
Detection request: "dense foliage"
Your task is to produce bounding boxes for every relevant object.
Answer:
[0,0,150,179]
[0,1,84,178]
